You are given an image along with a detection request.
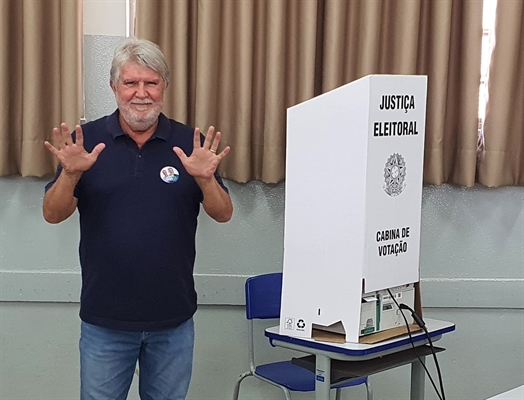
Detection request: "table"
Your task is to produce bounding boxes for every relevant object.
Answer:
[265,318,455,400]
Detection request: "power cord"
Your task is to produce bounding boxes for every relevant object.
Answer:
[386,288,446,400]
[398,302,446,400]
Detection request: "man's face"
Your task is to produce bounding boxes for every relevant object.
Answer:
[110,61,166,133]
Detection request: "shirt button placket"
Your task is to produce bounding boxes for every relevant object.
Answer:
[135,153,143,176]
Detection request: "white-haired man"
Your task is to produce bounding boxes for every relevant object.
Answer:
[43,38,233,400]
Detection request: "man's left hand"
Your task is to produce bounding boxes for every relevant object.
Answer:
[173,126,230,179]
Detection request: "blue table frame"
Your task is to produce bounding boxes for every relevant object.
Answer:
[265,318,455,400]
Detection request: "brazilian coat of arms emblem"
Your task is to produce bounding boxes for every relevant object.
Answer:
[383,153,406,197]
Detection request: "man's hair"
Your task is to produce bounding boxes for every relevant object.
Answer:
[110,37,169,86]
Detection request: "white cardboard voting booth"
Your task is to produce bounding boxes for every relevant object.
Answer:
[279,75,428,343]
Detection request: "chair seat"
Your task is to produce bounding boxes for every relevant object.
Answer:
[255,361,368,392]
[233,275,371,400]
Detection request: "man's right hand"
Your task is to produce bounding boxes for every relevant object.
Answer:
[44,123,106,177]
[43,123,105,223]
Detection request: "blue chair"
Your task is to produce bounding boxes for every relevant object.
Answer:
[233,272,372,400]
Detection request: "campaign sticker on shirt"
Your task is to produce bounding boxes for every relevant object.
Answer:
[160,166,180,183]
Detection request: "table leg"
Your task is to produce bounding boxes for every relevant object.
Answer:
[315,354,331,400]
[410,356,426,400]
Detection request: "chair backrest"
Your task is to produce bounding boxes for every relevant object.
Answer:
[245,273,283,320]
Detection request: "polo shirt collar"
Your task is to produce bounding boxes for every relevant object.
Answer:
[106,110,171,141]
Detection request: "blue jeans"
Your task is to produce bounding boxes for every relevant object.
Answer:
[80,318,194,400]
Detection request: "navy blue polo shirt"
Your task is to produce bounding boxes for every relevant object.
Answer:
[46,111,228,332]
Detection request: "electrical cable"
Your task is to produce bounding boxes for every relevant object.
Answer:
[386,289,445,400]
[398,303,446,400]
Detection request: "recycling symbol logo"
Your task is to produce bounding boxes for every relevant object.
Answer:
[297,319,306,329]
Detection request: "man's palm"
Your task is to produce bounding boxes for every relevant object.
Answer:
[44,123,105,174]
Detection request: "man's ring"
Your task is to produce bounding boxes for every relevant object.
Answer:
[210,149,216,153]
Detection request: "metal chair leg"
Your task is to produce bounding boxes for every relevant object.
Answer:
[335,388,342,400]
[233,371,253,400]
[280,386,292,400]
[365,378,373,400]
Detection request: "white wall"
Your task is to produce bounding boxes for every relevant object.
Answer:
[84,0,127,37]
[0,2,523,399]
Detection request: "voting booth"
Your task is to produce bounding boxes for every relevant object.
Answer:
[279,75,428,343]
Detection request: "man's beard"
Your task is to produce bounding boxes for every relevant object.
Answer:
[116,96,163,132]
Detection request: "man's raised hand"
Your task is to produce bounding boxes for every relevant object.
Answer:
[44,123,105,176]
[173,126,230,180]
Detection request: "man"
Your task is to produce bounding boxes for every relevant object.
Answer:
[43,38,233,400]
